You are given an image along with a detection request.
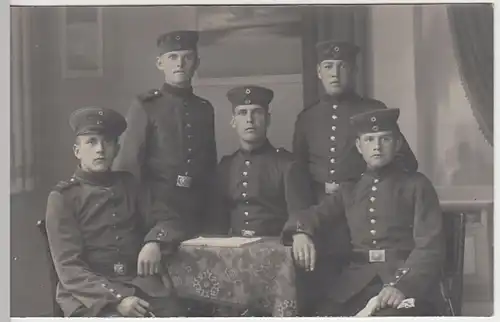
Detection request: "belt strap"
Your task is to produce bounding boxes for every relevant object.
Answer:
[350,249,411,263]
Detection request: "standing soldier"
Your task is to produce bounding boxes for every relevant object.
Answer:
[113,30,217,238]
[292,40,418,314]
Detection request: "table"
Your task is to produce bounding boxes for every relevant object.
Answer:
[166,237,298,316]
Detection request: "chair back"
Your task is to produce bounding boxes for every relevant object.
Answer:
[441,212,466,316]
[36,219,64,317]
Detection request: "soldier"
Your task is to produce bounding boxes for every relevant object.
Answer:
[284,108,445,316]
[205,85,314,317]
[45,107,187,317]
[206,85,314,238]
[113,30,217,238]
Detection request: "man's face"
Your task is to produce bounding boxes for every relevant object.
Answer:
[356,131,402,170]
[156,49,199,87]
[231,104,270,144]
[317,59,355,96]
[73,134,119,172]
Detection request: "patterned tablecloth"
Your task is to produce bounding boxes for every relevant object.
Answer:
[166,238,298,317]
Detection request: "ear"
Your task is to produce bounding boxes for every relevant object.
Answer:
[156,56,163,71]
[73,142,80,159]
[316,64,322,80]
[193,55,200,71]
[266,112,272,128]
[113,142,121,159]
[395,135,403,152]
[230,116,236,128]
[355,137,362,154]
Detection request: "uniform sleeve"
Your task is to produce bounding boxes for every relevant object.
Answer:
[203,158,231,235]
[284,160,315,218]
[45,191,133,314]
[141,191,187,254]
[281,189,345,246]
[292,116,309,167]
[206,104,218,176]
[391,176,445,298]
[112,99,148,180]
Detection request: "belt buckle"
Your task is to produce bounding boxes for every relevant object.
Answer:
[176,175,192,188]
[114,262,126,275]
[241,229,255,237]
[369,249,386,263]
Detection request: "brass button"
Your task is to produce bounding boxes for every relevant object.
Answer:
[370,230,376,235]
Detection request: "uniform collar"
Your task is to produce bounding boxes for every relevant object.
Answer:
[161,82,194,98]
[238,139,274,156]
[73,166,115,187]
[362,162,401,181]
[321,90,360,103]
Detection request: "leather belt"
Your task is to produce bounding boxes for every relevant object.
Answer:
[350,249,411,263]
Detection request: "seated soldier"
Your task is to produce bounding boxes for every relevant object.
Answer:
[45,107,187,317]
[204,86,314,317]
[283,108,445,316]
[205,85,314,237]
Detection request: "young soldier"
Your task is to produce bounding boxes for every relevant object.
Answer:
[286,108,445,316]
[113,30,217,238]
[206,85,314,238]
[45,107,186,317]
[206,86,314,316]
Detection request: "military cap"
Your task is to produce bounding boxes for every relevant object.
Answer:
[227,85,274,110]
[316,40,360,63]
[69,107,127,138]
[350,108,401,134]
[157,30,199,55]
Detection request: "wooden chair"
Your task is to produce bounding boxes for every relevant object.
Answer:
[36,219,64,317]
[440,212,466,316]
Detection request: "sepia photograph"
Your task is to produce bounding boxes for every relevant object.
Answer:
[9,3,494,318]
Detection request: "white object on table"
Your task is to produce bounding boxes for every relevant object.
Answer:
[180,236,262,248]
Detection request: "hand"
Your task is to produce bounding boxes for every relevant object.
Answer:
[376,286,405,309]
[292,233,316,272]
[325,182,339,194]
[116,296,151,317]
[137,242,161,276]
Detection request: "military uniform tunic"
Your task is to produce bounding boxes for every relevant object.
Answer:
[283,163,445,309]
[45,168,186,316]
[206,141,314,237]
[292,92,419,255]
[113,83,217,237]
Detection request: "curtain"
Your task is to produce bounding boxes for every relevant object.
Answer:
[11,7,35,194]
[301,6,369,107]
[447,4,494,146]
